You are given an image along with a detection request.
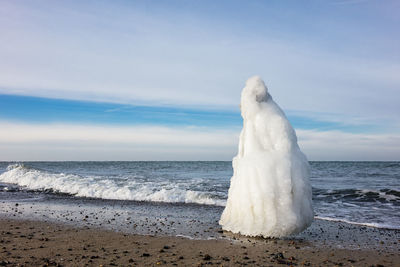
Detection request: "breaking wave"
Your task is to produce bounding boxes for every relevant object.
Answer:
[313,188,400,203]
[0,164,226,206]
[315,216,400,230]
[1,163,399,230]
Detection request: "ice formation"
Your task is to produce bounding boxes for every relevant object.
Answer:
[219,76,313,238]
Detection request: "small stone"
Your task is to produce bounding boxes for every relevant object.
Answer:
[203,254,211,261]
[274,252,284,259]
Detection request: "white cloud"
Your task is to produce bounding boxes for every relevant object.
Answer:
[297,129,400,161]
[0,0,399,121]
[0,122,399,161]
[0,122,239,161]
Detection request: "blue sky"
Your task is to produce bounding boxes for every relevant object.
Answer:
[0,0,399,160]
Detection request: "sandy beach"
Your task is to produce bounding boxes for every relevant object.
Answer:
[1,217,398,267]
[0,162,399,267]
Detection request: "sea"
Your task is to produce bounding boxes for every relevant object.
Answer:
[0,161,399,239]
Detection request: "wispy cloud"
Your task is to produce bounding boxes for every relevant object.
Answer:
[331,0,374,5]
[0,1,398,160]
[0,122,398,161]
[298,129,400,161]
[0,0,398,116]
[0,122,239,161]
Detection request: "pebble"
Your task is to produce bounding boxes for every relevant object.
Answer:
[203,254,212,261]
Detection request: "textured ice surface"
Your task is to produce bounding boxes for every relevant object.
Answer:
[219,76,313,238]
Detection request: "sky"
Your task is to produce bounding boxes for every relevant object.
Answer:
[0,0,399,161]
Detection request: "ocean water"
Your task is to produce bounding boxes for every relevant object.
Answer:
[0,161,399,230]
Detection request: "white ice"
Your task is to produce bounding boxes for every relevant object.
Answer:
[219,76,313,238]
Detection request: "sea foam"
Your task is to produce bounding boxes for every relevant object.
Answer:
[0,164,224,206]
[219,76,313,238]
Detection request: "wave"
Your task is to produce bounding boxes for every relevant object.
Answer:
[1,164,398,230]
[313,188,400,203]
[0,164,226,206]
[315,216,400,230]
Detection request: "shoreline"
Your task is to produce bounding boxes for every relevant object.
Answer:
[1,217,399,266]
[1,196,399,249]
[314,216,400,231]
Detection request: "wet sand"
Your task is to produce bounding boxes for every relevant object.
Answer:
[1,218,399,267]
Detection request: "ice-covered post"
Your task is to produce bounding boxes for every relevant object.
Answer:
[219,76,313,238]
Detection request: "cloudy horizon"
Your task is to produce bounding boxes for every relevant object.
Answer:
[1,0,399,161]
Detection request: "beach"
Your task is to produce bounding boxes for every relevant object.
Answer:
[1,217,399,267]
[0,161,399,266]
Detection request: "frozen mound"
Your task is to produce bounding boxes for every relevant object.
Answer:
[219,76,313,238]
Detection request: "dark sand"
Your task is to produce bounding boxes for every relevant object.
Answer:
[1,218,399,267]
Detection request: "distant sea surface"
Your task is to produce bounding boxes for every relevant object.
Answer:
[0,161,399,230]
